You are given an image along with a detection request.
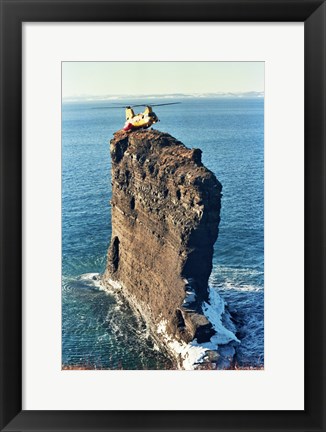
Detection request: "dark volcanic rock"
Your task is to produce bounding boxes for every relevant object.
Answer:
[102,129,223,367]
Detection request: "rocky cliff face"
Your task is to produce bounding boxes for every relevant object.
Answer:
[102,129,234,369]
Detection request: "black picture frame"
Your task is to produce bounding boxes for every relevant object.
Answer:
[1,1,325,431]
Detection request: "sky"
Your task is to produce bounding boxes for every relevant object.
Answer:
[62,62,264,100]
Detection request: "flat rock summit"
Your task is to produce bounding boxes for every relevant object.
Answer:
[102,129,235,369]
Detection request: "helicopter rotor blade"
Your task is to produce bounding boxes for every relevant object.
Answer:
[149,102,181,107]
[92,104,144,109]
[92,105,128,109]
[92,102,181,109]
[130,102,181,108]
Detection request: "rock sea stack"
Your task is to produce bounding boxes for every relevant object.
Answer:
[102,129,234,369]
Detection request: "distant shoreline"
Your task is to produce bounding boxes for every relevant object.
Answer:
[62,92,264,104]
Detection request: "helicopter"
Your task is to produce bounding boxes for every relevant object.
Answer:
[96,102,181,132]
[124,105,159,131]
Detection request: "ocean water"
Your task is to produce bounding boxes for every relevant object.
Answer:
[62,97,264,369]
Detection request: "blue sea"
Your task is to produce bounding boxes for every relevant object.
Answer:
[62,97,264,369]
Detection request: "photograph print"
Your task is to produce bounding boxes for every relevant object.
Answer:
[62,61,264,370]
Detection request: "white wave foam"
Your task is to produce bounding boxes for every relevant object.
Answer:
[202,287,240,346]
[218,281,263,292]
[79,272,104,289]
[74,275,240,369]
[105,278,123,291]
[211,265,264,277]
[156,286,239,370]
[209,267,263,292]
[157,320,208,370]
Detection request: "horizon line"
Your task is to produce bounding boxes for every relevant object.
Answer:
[62,91,265,103]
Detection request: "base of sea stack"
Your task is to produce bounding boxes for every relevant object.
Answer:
[101,276,239,370]
[102,129,239,370]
